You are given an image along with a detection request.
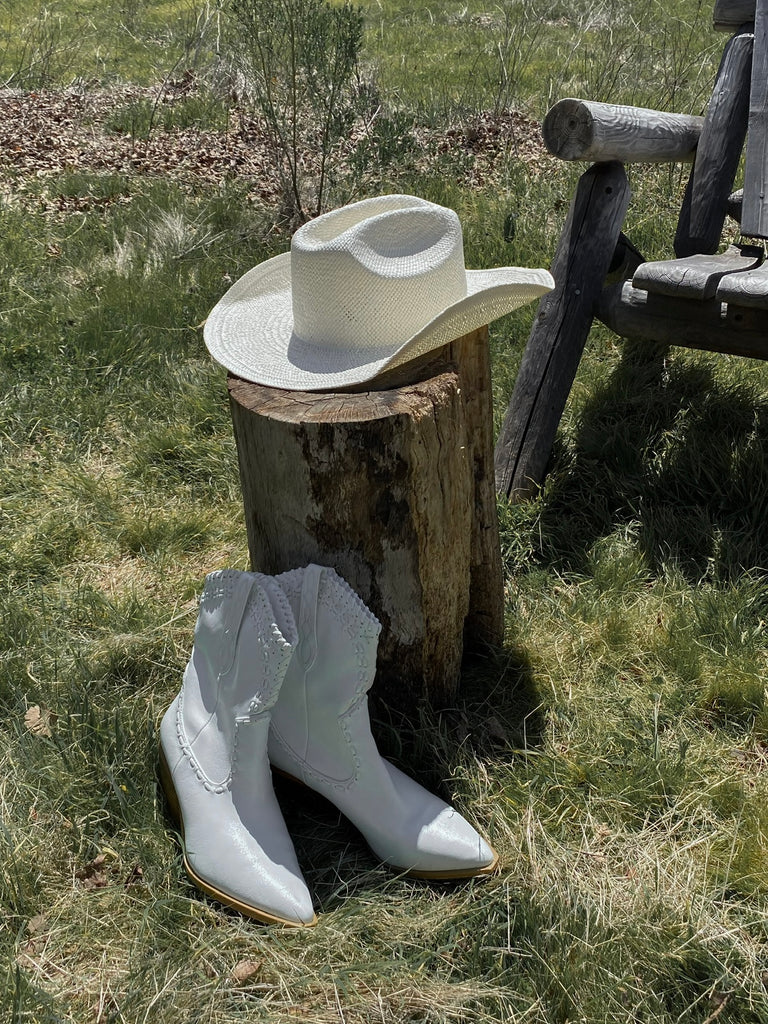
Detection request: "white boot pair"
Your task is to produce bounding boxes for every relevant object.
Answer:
[159,565,498,927]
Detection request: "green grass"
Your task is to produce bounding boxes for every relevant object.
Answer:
[0,0,218,87]
[3,0,768,1021]
[358,0,719,119]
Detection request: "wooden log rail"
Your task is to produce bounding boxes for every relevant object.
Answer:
[596,280,768,359]
[542,99,704,163]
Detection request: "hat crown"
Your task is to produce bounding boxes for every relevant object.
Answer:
[291,195,468,352]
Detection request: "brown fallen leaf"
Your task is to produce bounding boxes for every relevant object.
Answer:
[19,913,50,960]
[24,705,56,738]
[27,913,48,936]
[76,854,109,889]
[231,959,262,984]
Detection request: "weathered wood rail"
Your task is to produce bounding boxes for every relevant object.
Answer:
[496,0,768,502]
[543,99,703,163]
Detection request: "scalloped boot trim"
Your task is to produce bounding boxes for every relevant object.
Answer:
[268,564,499,878]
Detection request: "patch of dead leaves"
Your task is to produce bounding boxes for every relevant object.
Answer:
[0,82,550,218]
[76,853,110,890]
[16,913,50,969]
[24,704,56,737]
[74,853,145,891]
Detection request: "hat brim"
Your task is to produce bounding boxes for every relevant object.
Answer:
[204,252,554,392]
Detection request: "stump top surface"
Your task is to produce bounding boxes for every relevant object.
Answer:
[224,336,493,424]
[227,366,461,424]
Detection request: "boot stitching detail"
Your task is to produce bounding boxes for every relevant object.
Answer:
[174,581,294,794]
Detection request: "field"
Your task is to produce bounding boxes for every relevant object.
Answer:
[2,1,768,1022]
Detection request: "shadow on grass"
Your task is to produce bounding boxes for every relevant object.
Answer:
[370,637,544,768]
[537,338,768,582]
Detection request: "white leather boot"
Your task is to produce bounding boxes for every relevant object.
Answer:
[159,569,316,926]
[268,564,499,878]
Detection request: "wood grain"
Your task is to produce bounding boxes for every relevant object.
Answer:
[596,279,768,358]
[675,27,753,256]
[742,0,768,236]
[543,98,702,163]
[716,260,768,306]
[228,328,503,706]
[494,162,631,501]
[632,245,763,298]
[448,328,504,649]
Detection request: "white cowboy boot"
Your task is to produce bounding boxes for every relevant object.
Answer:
[267,564,499,878]
[159,569,316,926]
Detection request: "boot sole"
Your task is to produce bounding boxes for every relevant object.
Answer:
[158,747,318,928]
[272,766,501,880]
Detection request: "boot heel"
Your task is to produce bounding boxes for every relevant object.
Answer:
[158,747,182,826]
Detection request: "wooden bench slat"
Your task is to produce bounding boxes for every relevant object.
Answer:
[632,245,763,299]
[716,260,768,306]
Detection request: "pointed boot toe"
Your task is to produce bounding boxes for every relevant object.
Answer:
[355,760,499,878]
[398,806,499,879]
[178,786,317,926]
[159,570,316,927]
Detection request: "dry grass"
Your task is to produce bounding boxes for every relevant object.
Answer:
[3,1,768,1022]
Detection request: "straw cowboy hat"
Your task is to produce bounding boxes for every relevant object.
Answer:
[204,194,554,392]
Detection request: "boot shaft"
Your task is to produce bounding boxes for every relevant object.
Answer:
[178,570,297,790]
[270,564,381,785]
[187,570,296,714]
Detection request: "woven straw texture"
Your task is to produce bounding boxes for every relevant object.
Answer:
[204,195,554,392]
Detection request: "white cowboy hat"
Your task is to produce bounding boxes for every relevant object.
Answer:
[204,194,554,391]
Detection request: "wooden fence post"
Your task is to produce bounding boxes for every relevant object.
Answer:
[494,161,631,501]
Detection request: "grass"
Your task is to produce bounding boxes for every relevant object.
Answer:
[0,0,218,87]
[2,0,768,1021]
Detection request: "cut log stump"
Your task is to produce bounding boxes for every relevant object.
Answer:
[228,328,503,708]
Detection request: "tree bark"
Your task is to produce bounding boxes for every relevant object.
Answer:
[228,329,502,707]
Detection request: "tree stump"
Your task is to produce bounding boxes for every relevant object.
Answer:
[228,327,503,708]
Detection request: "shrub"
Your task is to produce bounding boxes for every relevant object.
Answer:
[224,0,363,225]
